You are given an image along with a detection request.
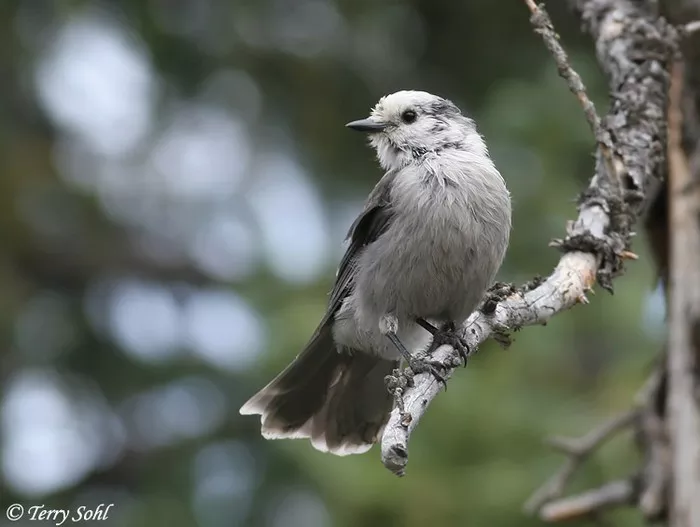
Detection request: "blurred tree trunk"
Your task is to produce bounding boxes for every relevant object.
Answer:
[659,2,700,524]
[666,60,700,527]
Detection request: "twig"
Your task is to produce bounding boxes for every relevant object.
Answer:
[539,479,636,522]
[523,0,618,183]
[379,0,676,476]
[527,365,671,522]
[527,359,671,522]
[683,20,700,35]
[546,410,638,456]
[524,410,638,513]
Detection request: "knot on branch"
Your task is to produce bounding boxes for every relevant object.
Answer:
[550,231,625,293]
[480,281,518,314]
[550,184,640,293]
[518,274,546,293]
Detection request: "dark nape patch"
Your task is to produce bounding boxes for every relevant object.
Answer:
[428,99,459,117]
[411,146,428,158]
[430,121,447,133]
[435,141,465,153]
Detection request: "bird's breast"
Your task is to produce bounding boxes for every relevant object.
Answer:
[354,157,510,330]
[356,177,483,321]
[391,172,476,245]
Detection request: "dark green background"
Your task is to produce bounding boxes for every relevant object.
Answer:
[0,1,662,526]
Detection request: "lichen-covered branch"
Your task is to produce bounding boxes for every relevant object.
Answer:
[380,0,677,476]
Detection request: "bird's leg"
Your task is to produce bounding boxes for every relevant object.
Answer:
[380,315,446,386]
[385,332,446,386]
[416,318,471,367]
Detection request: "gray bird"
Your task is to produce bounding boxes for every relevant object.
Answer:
[240,90,511,455]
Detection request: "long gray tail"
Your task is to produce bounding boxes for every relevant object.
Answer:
[239,323,397,455]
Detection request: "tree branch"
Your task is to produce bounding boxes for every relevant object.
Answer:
[539,479,636,522]
[524,360,670,522]
[380,0,677,476]
[524,0,618,182]
[524,410,639,514]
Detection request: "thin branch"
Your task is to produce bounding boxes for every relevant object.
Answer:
[539,479,636,522]
[683,20,700,35]
[524,410,638,513]
[380,0,676,475]
[527,363,670,522]
[546,410,639,456]
[524,0,618,183]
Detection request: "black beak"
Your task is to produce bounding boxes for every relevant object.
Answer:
[345,118,387,133]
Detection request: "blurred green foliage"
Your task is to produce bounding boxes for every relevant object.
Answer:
[0,1,662,526]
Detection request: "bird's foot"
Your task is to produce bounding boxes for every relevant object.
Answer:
[385,368,412,393]
[420,320,471,367]
[404,354,447,387]
[385,368,410,412]
[384,328,447,388]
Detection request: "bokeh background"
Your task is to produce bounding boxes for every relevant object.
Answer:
[0,1,666,526]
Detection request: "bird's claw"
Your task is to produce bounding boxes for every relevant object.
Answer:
[427,323,471,367]
[406,356,447,388]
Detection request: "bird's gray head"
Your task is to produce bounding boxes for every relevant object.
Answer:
[346,90,486,171]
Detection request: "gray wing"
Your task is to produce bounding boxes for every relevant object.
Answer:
[322,171,397,327]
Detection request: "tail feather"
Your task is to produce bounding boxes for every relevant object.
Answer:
[239,323,397,455]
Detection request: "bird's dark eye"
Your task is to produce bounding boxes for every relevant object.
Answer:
[401,110,417,123]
